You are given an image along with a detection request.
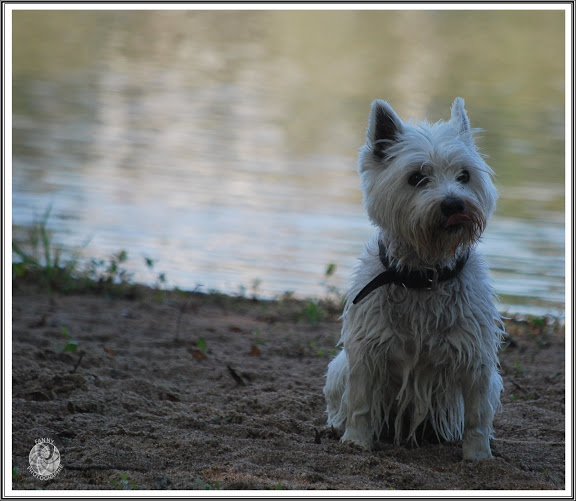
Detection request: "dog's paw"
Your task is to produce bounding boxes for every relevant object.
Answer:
[463,448,493,460]
[341,429,373,451]
[462,435,493,460]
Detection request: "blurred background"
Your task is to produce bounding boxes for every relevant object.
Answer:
[12,9,565,316]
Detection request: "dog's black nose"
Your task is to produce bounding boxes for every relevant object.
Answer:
[441,197,466,216]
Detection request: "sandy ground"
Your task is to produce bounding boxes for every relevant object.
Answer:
[11,283,566,492]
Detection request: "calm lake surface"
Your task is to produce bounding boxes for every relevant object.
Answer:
[12,9,566,316]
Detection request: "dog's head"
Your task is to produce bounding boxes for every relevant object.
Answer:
[357,98,498,266]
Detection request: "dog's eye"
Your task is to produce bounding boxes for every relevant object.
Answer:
[457,170,470,184]
[408,172,429,187]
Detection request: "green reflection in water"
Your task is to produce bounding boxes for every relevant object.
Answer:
[12,9,565,312]
[13,9,565,215]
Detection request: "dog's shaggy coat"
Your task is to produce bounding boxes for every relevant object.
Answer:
[324,98,504,460]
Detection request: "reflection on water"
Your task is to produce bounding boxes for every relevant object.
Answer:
[12,9,565,316]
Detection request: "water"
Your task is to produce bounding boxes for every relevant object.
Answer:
[11,9,566,316]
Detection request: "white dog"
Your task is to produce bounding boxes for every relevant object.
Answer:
[324,98,504,460]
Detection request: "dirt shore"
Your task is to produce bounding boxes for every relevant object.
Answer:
[11,283,565,491]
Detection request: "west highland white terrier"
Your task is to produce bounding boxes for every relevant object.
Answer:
[324,98,504,460]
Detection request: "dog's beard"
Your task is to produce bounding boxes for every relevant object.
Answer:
[383,200,486,268]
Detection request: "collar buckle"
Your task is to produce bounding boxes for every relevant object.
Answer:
[425,269,439,291]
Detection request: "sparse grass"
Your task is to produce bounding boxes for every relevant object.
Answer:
[203,481,222,490]
[12,209,348,319]
[13,209,563,341]
[12,466,22,485]
[303,300,323,324]
[511,360,526,377]
[55,326,78,353]
[299,263,345,325]
[308,339,323,357]
[252,329,266,347]
[86,250,132,284]
[505,313,564,343]
[299,297,342,325]
[191,479,223,490]
[144,256,168,301]
[110,472,138,490]
[13,209,148,298]
[12,206,80,292]
[236,278,263,301]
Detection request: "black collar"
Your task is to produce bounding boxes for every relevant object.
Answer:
[352,241,469,305]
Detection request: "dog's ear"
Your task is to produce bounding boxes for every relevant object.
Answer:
[367,100,404,159]
[450,97,471,135]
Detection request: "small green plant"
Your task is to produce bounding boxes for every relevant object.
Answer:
[144,256,168,301]
[512,360,526,377]
[235,279,263,300]
[108,250,129,281]
[110,472,137,490]
[192,479,222,490]
[325,263,336,277]
[87,250,132,284]
[251,279,262,300]
[304,301,323,324]
[144,256,166,287]
[56,326,78,353]
[308,339,326,357]
[196,337,208,353]
[12,466,21,483]
[252,329,266,346]
[280,290,295,301]
[320,263,344,305]
[83,250,142,298]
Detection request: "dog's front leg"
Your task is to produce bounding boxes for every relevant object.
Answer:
[341,346,375,450]
[462,368,500,460]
